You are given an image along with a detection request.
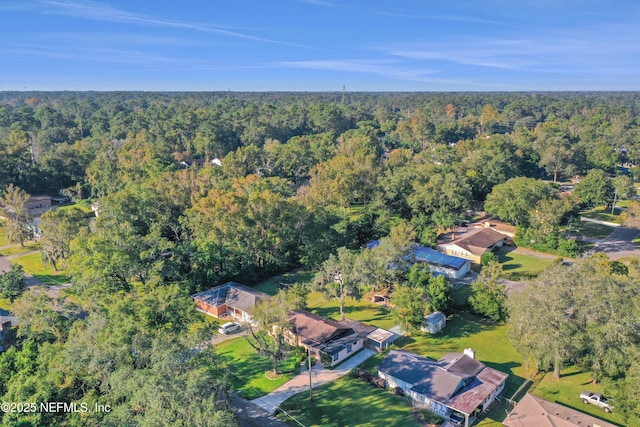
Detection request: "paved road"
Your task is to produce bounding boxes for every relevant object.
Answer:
[251,348,376,414]
[0,251,46,287]
[593,226,640,259]
[228,394,290,427]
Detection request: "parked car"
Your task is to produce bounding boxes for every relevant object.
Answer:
[218,322,241,335]
[449,412,465,426]
[579,391,613,412]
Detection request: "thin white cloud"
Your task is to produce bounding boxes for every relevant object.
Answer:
[376,12,508,26]
[0,44,175,65]
[297,0,342,7]
[278,59,439,82]
[40,0,304,47]
[380,23,640,73]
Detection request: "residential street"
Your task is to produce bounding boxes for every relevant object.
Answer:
[228,394,290,427]
[593,226,640,259]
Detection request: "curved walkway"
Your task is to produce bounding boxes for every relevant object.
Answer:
[251,348,376,414]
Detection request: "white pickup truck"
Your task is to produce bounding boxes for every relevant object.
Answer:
[579,391,613,412]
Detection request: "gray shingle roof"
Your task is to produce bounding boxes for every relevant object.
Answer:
[192,282,269,312]
[378,350,508,415]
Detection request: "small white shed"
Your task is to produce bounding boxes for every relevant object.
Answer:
[421,311,446,334]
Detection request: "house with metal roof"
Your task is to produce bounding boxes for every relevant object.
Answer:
[413,245,472,279]
[364,240,471,279]
[378,349,508,427]
[192,282,269,322]
[503,393,617,427]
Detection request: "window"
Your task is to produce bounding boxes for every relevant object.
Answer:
[332,353,339,362]
[347,344,352,353]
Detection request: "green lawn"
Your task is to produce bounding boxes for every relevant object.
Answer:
[533,366,627,426]
[280,312,531,427]
[0,222,8,247]
[11,252,71,286]
[580,206,624,224]
[568,221,615,240]
[497,251,554,280]
[278,375,422,427]
[253,271,315,296]
[306,291,396,330]
[0,297,10,312]
[0,242,40,257]
[57,201,94,215]
[216,337,299,400]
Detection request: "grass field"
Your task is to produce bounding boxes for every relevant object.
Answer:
[11,252,71,286]
[497,251,554,280]
[253,271,315,296]
[0,242,40,257]
[278,375,422,427]
[533,366,626,426]
[0,297,10,312]
[306,291,397,330]
[216,337,299,400]
[0,222,8,247]
[569,220,615,239]
[580,206,624,224]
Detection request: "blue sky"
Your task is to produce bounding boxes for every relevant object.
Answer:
[1,0,640,91]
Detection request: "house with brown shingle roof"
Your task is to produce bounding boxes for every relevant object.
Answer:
[192,282,269,322]
[503,393,617,427]
[378,349,508,427]
[436,227,508,263]
[286,310,368,366]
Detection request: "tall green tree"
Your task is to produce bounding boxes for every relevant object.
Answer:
[246,290,297,374]
[39,207,86,271]
[469,261,508,322]
[574,169,614,208]
[315,247,362,321]
[390,284,426,335]
[0,184,32,246]
[0,264,28,303]
[426,275,453,314]
[484,177,555,226]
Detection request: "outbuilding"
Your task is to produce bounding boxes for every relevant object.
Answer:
[421,311,447,334]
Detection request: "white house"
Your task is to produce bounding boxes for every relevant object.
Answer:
[378,349,508,427]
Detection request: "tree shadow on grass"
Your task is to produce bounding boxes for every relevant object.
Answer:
[438,312,497,339]
[560,369,587,379]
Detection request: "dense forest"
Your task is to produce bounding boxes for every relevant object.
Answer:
[1,91,640,426]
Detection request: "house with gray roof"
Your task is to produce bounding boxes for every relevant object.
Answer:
[378,349,508,426]
[192,282,269,322]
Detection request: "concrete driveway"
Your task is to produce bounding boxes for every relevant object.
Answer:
[251,348,376,414]
[594,226,640,259]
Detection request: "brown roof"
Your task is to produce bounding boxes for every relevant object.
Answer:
[445,228,506,256]
[503,394,618,427]
[289,310,353,346]
[471,219,517,236]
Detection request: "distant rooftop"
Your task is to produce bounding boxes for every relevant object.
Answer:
[413,245,469,269]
